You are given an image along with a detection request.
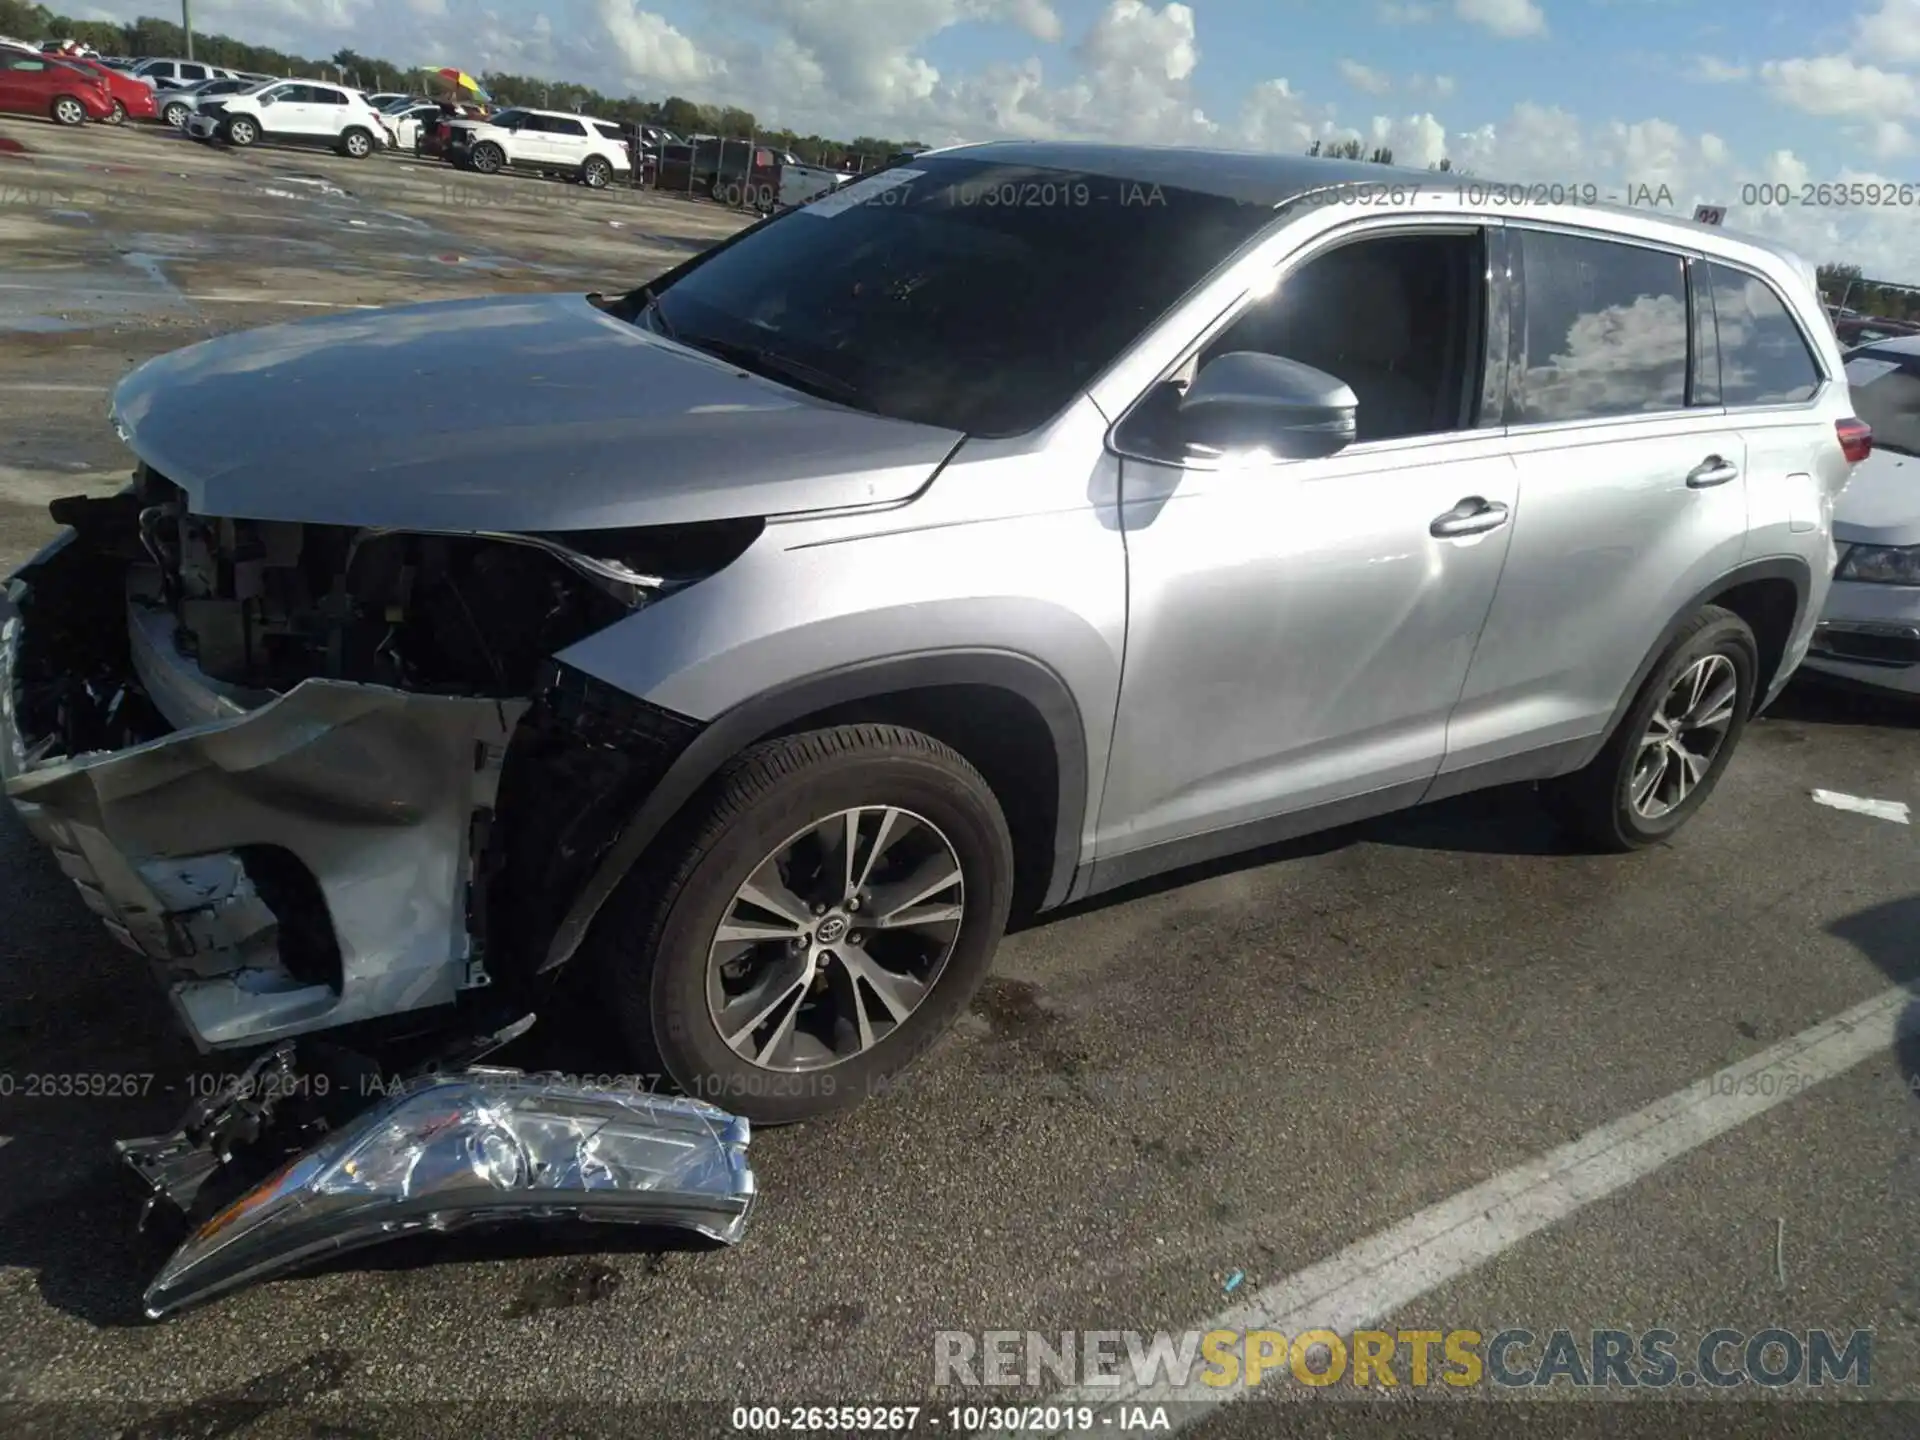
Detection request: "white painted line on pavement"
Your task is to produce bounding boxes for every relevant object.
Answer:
[985,983,1915,1436]
[0,383,104,392]
[1811,789,1910,824]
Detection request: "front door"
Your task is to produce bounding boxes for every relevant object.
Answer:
[1094,226,1517,884]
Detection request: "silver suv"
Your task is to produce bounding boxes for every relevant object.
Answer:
[0,144,1859,1122]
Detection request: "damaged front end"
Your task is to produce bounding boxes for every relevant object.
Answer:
[2,466,753,1053]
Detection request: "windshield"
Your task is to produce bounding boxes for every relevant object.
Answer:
[640,156,1276,436]
[1846,349,1920,456]
[486,108,526,126]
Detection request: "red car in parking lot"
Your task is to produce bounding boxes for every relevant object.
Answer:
[64,56,158,124]
[0,52,114,125]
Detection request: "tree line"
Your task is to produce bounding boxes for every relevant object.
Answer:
[1817,264,1918,321]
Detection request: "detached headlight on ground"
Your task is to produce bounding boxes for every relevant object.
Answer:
[1835,544,1920,585]
[130,1071,756,1318]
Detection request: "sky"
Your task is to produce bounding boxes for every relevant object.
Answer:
[63,0,1920,278]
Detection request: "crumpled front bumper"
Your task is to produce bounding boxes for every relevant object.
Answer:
[1,580,525,1051]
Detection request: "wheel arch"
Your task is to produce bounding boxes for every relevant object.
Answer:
[1574,555,1811,771]
[538,649,1088,976]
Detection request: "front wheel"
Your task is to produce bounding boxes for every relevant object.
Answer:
[224,116,258,147]
[164,101,190,127]
[595,725,1015,1124]
[1547,605,1757,851]
[468,141,503,174]
[51,96,88,127]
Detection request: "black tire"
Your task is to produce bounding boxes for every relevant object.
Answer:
[594,725,1015,1125]
[51,96,88,127]
[469,141,503,175]
[164,101,189,127]
[581,155,612,188]
[339,126,373,159]
[224,115,257,147]
[1547,605,1758,852]
[107,99,126,126]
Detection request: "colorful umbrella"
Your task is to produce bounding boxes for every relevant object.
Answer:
[422,66,490,101]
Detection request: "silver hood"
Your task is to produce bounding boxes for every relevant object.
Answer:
[1835,447,1920,547]
[108,293,963,532]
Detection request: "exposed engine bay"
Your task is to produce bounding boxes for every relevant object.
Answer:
[0,469,767,1320]
[2,464,757,1061]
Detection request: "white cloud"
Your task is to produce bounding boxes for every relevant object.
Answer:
[1339,59,1391,95]
[1378,1,1436,20]
[595,1,723,88]
[1431,74,1456,97]
[1455,0,1546,39]
[1691,56,1749,82]
[1854,0,1920,66]
[1761,56,1918,119]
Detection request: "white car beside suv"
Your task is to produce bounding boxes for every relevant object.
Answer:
[445,106,633,187]
[184,79,387,158]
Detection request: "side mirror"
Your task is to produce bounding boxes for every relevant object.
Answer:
[1177,351,1357,460]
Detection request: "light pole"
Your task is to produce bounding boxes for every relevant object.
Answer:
[182,0,194,60]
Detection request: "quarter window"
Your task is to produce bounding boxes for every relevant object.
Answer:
[1708,263,1821,405]
[1515,231,1690,424]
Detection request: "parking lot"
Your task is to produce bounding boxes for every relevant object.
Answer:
[0,114,1917,1438]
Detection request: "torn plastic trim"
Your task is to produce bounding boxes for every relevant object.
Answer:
[122,1058,755,1318]
[4,626,525,1046]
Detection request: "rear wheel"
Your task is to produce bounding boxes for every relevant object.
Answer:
[106,99,126,125]
[224,115,258,147]
[51,96,88,127]
[339,126,373,159]
[468,141,504,175]
[581,155,612,188]
[594,725,1016,1125]
[1547,606,1758,851]
[718,180,743,207]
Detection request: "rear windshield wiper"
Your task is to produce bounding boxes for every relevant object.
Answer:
[676,332,867,408]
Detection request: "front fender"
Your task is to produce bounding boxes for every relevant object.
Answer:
[542,505,1127,969]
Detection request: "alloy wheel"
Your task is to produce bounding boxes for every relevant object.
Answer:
[705,805,966,1072]
[1628,653,1739,820]
[54,98,85,126]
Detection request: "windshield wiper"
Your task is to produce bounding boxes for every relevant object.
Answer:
[675,333,868,408]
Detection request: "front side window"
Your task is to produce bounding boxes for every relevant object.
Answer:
[1180,230,1488,446]
[645,157,1276,436]
[1514,230,1690,424]
[1710,263,1821,406]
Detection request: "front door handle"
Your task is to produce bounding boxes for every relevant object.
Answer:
[1430,496,1511,538]
[1687,455,1740,488]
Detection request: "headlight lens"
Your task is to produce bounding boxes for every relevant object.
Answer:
[1836,545,1920,584]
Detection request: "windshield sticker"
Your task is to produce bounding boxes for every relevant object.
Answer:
[1844,356,1900,386]
[799,168,923,217]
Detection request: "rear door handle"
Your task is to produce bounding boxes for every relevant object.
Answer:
[1686,455,1740,488]
[1430,497,1511,538]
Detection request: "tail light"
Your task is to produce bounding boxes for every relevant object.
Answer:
[1836,417,1873,464]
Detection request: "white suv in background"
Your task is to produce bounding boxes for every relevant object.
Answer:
[186,79,388,158]
[447,106,633,187]
[128,57,243,88]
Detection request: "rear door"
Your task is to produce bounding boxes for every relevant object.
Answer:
[544,114,591,166]
[1444,226,1749,778]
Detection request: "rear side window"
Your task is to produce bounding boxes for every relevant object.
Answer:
[180,64,206,80]
[1514,230,1690,423]
[1708,263,1821,406]
[550,117,586,136]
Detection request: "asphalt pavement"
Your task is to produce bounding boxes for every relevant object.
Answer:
[0,113,1915,1440]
